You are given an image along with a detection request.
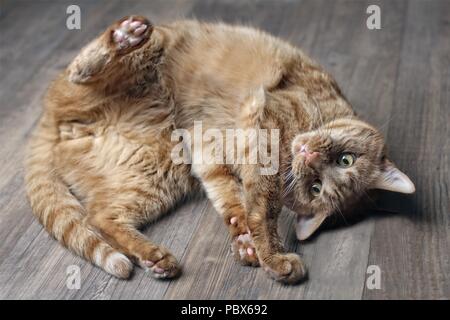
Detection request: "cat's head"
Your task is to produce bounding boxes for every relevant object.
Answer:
[288,118,415,240]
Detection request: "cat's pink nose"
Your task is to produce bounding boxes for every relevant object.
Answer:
[305,151,320,167]
[299,144,320,167]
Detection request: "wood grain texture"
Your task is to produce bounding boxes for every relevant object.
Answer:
[0,0,448,299]
[363,0,450,299]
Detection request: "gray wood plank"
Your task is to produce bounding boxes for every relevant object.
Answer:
[363,0,450,299]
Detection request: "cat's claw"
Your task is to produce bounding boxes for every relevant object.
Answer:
[59,122,94,140]
[112,16,151,52]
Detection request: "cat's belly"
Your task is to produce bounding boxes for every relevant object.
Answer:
[54,127,172,202]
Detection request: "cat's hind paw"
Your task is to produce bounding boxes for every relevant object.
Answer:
[139,249,180,279]
[111,16,152,53]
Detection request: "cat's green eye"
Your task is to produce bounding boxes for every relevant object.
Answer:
[311,181,322,197]
[337,153,355,168]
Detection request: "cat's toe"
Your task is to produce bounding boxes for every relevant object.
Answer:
[140,250,180,279]
[111,16,152,53]
[231,233,260,267]
[228,216,247,236]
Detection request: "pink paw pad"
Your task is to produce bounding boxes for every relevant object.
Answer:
[142,260,154,267]
[237,233,252,244]
[153,267,165,274]
[233,233,256,259]
[230,217,238,225]
[113,17,148,50]
[142,260,168,278]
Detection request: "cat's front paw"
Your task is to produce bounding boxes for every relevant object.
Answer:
[228,216,259,266]
[231,233,259,267]
[111,16,152,53]
[261,253,307,284]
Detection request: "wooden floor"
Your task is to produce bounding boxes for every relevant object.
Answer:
[0,0,448,300]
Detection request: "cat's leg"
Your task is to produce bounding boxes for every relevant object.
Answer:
[85,188,181,279]
[240,166,307,284]
[54,137,178,278]
[67,15,153,84]
[193,164,259,267]
[83,152,197,279]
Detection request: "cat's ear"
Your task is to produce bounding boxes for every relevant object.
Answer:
[372,159,415,194]
[295,213,327,240]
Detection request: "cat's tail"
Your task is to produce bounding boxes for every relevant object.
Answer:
[24,118,133,278]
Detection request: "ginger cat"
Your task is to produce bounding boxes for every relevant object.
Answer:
[25,16,415,284]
